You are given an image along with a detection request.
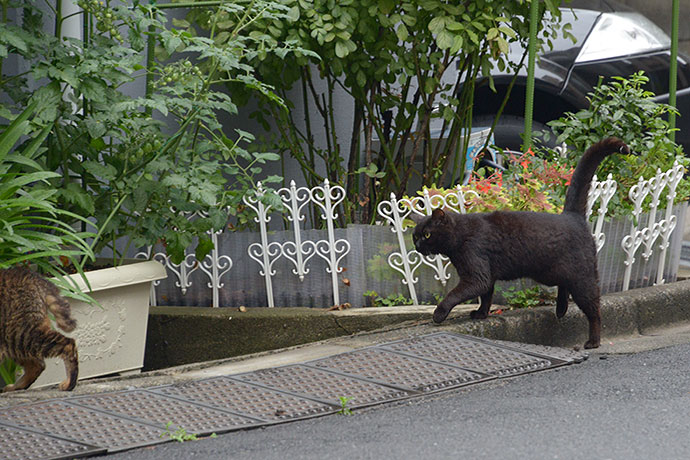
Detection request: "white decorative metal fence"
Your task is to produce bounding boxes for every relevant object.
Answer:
[620,162,684,290]
[135,210,234,308]
[143,164,686,308]
[242,180,351,308]
[376,186,476,305]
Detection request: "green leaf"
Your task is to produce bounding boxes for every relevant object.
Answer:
[396,24,409,42]
[428,16,446,35]
[163,34,183,55]
[436,30,454,50]
[497,36,509,55]
[379,0,395,15]
[60,183,96,215]
[450,35,464,54]
[195,236,215,260]
[287,6,300,21]
[0,100,37,163]
[335,40,348,58]
[83,161,118,181]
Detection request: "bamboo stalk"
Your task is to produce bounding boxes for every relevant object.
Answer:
[523,0,540,150]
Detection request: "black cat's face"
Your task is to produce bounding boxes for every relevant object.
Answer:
[412,208,448,256]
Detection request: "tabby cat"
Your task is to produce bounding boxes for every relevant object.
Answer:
[412,137,630,349]
[0,267,78,391]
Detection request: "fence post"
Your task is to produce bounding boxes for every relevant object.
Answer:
[278,180,315,281]
[244,183,281,308]
[377,193,420,305]
[622,176,651,291]
[587,174,617,252]
[312,180,351,307]
[656,161,684,284]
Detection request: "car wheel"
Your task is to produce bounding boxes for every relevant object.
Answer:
[473,114,557,152]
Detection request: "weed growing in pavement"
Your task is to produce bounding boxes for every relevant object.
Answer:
[363,291,414,307]
[338,396,353,415]
[498,285,555,309]
[160,422,200,442]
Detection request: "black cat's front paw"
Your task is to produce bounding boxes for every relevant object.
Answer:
[470,309,488,320]
[583,338,600,349]
[433,306,451,323]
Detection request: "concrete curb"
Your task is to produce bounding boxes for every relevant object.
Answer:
[144,279,690,370]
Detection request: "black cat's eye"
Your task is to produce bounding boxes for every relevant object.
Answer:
[424,232,431,239]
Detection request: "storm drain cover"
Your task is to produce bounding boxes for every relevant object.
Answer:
[0,332,586,460]
[309,347,491,393]
[380,332,565,377]
[150,377,337,422]
[67,389,263,436]
[0,422,104,460]
[232,364,411,408]
[484,338,589,363]
[0,400,167,453]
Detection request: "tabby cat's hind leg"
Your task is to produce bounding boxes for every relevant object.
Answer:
[2,358,45,392]
[556,287,569,318]
[40,327,79,391]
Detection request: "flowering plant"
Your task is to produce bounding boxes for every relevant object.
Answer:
[410,149,573,214]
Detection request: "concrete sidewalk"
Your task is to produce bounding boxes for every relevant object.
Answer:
[2,278,690,409]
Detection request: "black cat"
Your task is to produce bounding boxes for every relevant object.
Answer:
[412,137,630,349]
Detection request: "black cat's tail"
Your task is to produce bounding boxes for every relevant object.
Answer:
[563,137,629,216]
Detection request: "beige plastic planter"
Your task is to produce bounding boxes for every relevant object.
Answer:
[33,260,167,389]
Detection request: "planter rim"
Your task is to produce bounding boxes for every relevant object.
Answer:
[66,259,167,292]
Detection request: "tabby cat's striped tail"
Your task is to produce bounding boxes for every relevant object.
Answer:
[45,294,77,332]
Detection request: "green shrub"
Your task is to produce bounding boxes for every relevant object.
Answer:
[541,71,689,217]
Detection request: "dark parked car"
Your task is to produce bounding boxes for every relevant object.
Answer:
[471,0,690,152]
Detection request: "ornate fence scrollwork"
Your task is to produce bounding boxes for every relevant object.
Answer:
[244,179,351,308]
[377,186,474,304]
[621,162,684,290]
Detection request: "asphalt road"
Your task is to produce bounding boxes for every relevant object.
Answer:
[106,338,690,460]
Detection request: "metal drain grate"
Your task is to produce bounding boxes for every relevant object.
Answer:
[0,332,586,460]
[380,333,562,377]
[0,400,168,453]
[484,338,589,363]
[309,347,491,393]
[150,377,337,422]
[232,364,412,408]
[67,389,263,436]
[0,422,104,460]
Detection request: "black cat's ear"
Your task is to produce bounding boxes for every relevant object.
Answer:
[431,208,446,220]
[408,213,425,224]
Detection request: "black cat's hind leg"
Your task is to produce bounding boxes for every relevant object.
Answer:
[470,284,495,320]
[570,283,601,349]
[435,277,492,323]
[556,286,569,318]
